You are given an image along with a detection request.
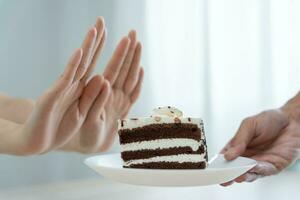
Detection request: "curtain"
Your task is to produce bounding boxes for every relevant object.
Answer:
[144,0,300,153]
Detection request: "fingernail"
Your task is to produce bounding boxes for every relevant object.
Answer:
[97,16,104,22]
[220,181,234,187]
[235,175,246,183]
[129,29,136,37]
[137,41,142,47]
[75,48,83,58]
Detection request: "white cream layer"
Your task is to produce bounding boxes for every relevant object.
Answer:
[124,154,206,166]
[121,138,203,152]
[118,117,203,130]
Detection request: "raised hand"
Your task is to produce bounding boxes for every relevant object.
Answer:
[8,17,107,155]
[61,30,144,153]
[0,17,144,155]
[220,93,300,186]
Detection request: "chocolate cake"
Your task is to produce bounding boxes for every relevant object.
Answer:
[118,107,208,169]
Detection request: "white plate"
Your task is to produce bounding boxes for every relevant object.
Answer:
[84,153,256,187]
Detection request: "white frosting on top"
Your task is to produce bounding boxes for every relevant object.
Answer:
[118,107,203,130]
[152,106,183,117]
[121,138,204,152]
[124,154,207,166]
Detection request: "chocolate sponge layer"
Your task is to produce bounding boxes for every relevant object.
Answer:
[119,123,202,144]
[121,145,205,161]
[125,161,207,169]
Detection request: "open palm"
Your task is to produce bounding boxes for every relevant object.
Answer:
[61,30,143,153]
[12,17,144,155]
[20,25,101,154]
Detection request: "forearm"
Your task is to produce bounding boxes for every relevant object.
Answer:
[0,92,34,123]
[0,118,24,155]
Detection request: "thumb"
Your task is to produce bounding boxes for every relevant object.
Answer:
[224,117,256,161]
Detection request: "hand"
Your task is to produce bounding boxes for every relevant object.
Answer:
[0,17,144,155]
[14,17,107,155]
[220,93,300,186]
[61,30,144,153]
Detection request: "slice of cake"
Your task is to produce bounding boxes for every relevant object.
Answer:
[117,106,208,169]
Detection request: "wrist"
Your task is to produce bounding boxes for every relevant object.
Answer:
[0,119,24,155]
[0,95,35,124]
[12,98,35,123]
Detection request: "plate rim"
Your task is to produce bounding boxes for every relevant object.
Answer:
[84,153,257,173]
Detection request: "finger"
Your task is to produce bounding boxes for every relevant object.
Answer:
[103,37,131,85]
[114,30,137,88]
[221,161,262,185]
[78,75,104,116]
[220,181,234,187]
[224,143,247,161]
[228,159,278,184]
[249,159,278,176]
[233,172,259,183]
[53,101,80,149]
[83,28,107,82]
[244,173,260,182]
[92,17,105,56]
[224,117,256,161]
[242,148,263,157]
[221,172,259,186]
[234,174,248,183]
[124,42,142,94]
[96,84,117,152]
[130,67,144,104]
[82,17,106,81]
[87,80,110,119]
[220,139,233,154]
[79,81,110,152]
[98,127,117,152]
[74,27,97,82]
[61,80,85,106]
[62,48,83,84]
[52,49,83,92]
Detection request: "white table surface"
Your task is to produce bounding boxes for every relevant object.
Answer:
[0,171,299,200]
